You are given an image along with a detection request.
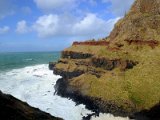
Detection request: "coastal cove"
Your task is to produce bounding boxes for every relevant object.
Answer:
[0,52,129,120]
[0,0,160,119]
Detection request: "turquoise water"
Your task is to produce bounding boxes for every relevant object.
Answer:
[0,52,60,72]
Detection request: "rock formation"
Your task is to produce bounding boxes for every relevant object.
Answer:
[0,91,62,120]
[51,0,160,119]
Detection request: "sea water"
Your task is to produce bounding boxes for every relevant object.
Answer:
[0,52,129,120]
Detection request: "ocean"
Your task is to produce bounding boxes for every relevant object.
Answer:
[0,52,129,120]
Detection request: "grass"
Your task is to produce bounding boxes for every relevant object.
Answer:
[68,56,160,110]
[57,44,160,111]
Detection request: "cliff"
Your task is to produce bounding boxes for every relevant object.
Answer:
[51,0,160,119]
[0,91,62,120]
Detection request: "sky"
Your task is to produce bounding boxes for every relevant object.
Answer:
[0,0,134,52]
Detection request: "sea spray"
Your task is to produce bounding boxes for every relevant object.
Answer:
[0,64,129,120]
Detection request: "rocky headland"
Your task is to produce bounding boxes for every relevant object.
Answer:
[50,0,160,119]
[0,91,62,120]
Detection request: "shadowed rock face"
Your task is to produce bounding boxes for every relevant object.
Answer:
[132,103,160,120]
[62,51,93,59]
[0,91,62,120]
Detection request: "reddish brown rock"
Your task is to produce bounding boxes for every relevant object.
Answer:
[72,41,110,46]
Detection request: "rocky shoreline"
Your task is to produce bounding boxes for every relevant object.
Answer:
[54,77,160,120]
[51,64,135,118]
[54,78,132,117]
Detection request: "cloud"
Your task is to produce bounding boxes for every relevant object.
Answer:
[32,13,120,38]
[33,14,59,37]
[72,13,119,36]
[16,20,29,34]
[0,0,14,19]
[34,0,76,12]
[0,26,10,34]
[102,0,134,16]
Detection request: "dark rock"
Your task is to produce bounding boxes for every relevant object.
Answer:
[49,62,56,70]
[62,51,93,59]
[132,103,160,120]
[54,78,135,118]
[53,68,84,79]
[54,77,160,120]
[0,91,63,120]
[92,57,138,71]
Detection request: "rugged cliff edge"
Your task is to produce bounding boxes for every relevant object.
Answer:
[0,91,62,120]
[50,0,160,119]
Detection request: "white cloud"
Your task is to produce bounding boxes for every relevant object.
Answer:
[102,0,134,16]
[34,0,76,11]
[33,14,60,37]
[72,13,119,36]
[0,26,10,34]
[32,13,120,38]
[16,20,29,34]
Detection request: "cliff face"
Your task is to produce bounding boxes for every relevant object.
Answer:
[0,91,62,120]
[51,0,160,118]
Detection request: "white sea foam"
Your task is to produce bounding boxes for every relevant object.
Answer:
[0,64,129,120]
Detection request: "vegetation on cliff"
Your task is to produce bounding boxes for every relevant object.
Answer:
[52,0,160,117]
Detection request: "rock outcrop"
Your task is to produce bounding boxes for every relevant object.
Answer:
[62,51,93,59]
[0,91,62,120]
[51,0,160,119]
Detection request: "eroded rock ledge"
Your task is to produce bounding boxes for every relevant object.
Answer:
[92,57,138,71]
[62,51,93,59]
